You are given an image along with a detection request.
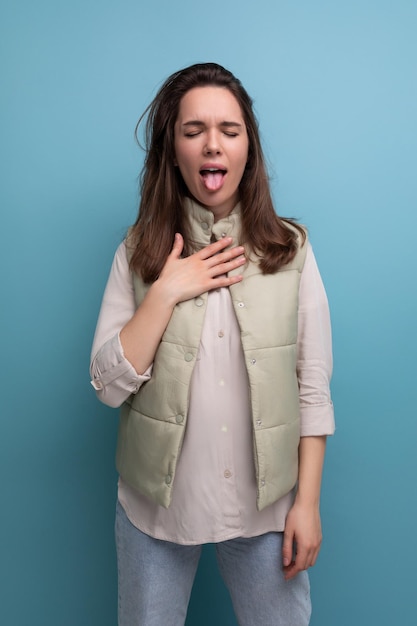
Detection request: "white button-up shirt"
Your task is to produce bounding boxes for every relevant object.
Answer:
[90,241,334,545]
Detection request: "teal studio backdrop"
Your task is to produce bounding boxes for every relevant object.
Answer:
[1,1,416,624]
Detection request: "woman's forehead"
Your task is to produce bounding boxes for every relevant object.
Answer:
[176,86,244,124]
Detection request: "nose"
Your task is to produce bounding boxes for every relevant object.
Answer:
[203,130,222,155]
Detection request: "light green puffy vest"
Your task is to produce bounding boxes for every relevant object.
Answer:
[116,201,308,511]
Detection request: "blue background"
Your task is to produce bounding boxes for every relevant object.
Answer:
[1,1,416,624]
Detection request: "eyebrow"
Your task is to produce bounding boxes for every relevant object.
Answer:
[182,120,243,128]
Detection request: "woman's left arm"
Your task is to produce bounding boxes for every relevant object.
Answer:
[282,243,335,580]
[282,435,327,580]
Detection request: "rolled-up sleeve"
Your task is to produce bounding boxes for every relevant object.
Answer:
[90,242,152,408]
[297,244,335,437]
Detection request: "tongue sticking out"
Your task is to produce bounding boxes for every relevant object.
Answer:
[201,170,225,191]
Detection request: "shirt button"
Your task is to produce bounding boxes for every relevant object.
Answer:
[251,358,256,365]
[238,301,245,308]
[195,297,204,307]
[201,222,209,230]
[260,479,265,487]
[221,232,227,238]
[184,352,193,362]
[218,330,224,338]
[165,474,172,485]
[176,414,184,424]
[224,469,232,479]
[256,419,262,426]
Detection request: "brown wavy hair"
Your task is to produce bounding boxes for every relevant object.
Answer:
[129,62,306,282]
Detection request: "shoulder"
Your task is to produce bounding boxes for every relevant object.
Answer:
[280,220,309,272]
[282,219,308,246]
[106,240,132,286]
[114,239,129,264]
[124,227,136,263]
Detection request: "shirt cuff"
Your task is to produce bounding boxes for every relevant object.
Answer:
[90,333,152,408]
[299,403,335,437]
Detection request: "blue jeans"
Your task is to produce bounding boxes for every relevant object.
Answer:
[115,500,311,626]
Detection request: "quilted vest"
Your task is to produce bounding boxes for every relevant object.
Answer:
[116,200,308,511]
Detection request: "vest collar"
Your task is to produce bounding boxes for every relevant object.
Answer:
[184,198,242,250]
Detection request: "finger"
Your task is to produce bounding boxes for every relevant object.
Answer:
[205,248,246,272]
[283,563,297,580]
[283,539,321,579]
[310,545,321,568]
[282,531,294,568]
[215,246,246,263]
[198,237,234,259]
[283,553,305,581]
[294,547,309,573]
[169,233,184,259]
[209,255,246,277]
[210,273,244,290]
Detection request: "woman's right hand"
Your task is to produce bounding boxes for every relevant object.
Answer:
[156,233,246,306]
[119,233,245,375]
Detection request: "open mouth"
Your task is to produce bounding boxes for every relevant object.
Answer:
[200,167,227,191]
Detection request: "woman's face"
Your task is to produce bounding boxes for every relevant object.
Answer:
[174,86,249,222]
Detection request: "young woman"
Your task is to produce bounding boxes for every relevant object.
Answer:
[90,62,335,626]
